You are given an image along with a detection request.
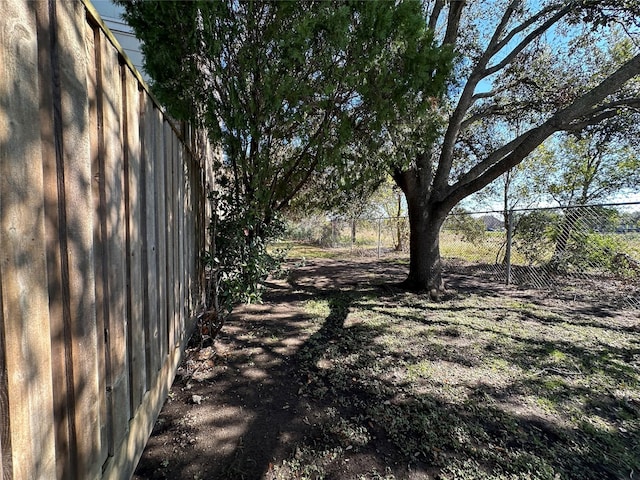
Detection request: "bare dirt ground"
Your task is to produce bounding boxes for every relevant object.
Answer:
[133,258,406,480]
[133,257,640,480]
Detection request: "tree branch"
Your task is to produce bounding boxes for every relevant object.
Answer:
[470,90,498,101]
[443,53,640,209]
[491,2,565,59]
[443,0,466,46]
[484,6,572,77]
[431,1,520,194]
[460,105,507,130]
[275,152,323,211]
[272,110,333,210]
[563,97,640,128]
[428,0,444,32]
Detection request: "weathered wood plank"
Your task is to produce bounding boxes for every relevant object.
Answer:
[145,103,162,381]
[172,134,178,345]
[0,273,11,480]
[191,158,198,312]
[174,133,183,345]
[0,2,56,478]
[185,155,194,331]
[164,122,175,358]
[197,136,208,308]
[85,18,110,468]
[140,92,158,390]
[155,113,168,362]
[193,156,201,311]
[123,66,146,414]
[193,156,200,311]
[101,333,184,480]
[100,39,131,453]
[185,144,190,330]
[55,3,103,478]
[181,143,189,337]
[36,1,75,477]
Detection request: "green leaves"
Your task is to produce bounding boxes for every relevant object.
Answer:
[119,1,452,216]
[205,190,287,312]
[118,0,454,305]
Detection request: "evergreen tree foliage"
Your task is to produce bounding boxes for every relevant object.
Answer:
[118,0,453,304]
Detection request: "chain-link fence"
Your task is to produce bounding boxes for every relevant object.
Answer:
[445,204,640,309]
[284,214,410,255]
[284,203,640,309]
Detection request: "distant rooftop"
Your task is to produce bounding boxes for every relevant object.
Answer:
[91,0,149,83]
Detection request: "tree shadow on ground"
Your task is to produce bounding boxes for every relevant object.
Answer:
[134,258,639,480]
[133,261,370,479]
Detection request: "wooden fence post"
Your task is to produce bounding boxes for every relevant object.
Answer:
[123,65,146,415]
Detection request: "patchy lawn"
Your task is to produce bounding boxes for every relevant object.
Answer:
[134,257,639,480]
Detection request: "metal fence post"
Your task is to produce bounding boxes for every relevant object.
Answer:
[331,220,335,247]
[377,218,382,259]
[351,218,355,253]
[505,210,513,285]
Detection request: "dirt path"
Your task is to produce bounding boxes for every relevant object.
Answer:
[133,258,407,480]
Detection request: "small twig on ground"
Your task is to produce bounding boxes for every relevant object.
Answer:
[533,367,582,377]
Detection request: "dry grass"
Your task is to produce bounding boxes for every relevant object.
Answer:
[270,264,640,479]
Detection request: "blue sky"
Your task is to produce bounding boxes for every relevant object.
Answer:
[91,0,148,82]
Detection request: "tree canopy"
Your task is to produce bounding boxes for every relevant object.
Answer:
[118,0,454,308]
[119,0,452,224]
[119,0,640,295]
[389,0,640,291]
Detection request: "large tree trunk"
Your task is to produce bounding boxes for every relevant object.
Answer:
[393,152,451,294]
[400,196,448,293]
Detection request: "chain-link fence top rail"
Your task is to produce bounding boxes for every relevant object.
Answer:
[284,202,640,309]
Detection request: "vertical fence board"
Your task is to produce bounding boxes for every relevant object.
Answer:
[85,18,110,468]
[145,103,161,381]
[0,267,8,480]
[36,1,74,477]
[140,92,157,390]
[165,123,175,355]
[195,162,199,308]
[194,159,200,310]
[185,160,193,315]
[0,285,7,480]
[187,163,193,313]
[174,140,180,344]
[0,2,56,478]
[172,134,184,347]
[155,114,168,362]
[182,150,189,335]
[190,161,196,311]
[174,134,183,345]
[39,1,102,478]
[123,67,146,414]
[57,4,103,478]
[100,41,130,452]
[198,136,208,308]
[0,257,9,480]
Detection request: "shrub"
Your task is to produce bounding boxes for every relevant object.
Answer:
[513,211,559,266]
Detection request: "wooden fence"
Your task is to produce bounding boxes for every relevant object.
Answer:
[0,1,212,478]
